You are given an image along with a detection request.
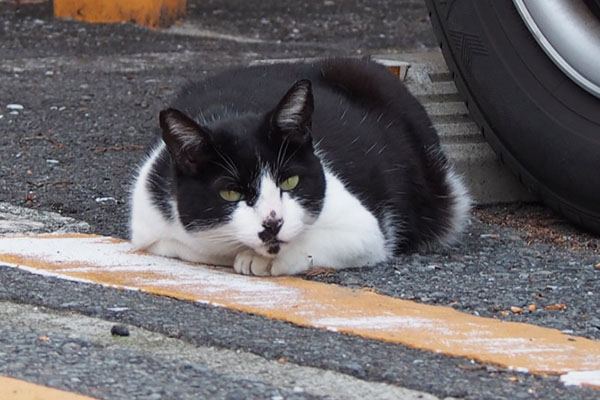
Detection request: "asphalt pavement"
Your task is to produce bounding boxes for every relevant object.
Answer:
[1,1,600,399]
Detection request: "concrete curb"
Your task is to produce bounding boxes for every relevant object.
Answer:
[1,301,442,400]
[385,51,538,205]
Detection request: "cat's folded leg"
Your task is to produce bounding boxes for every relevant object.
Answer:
[233,249,274,276]
[269,227,388,276]
[270,250,314,276]
[146,238,201,261]
[145,238,235,266]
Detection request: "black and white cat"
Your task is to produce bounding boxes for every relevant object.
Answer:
[130,58,470,276]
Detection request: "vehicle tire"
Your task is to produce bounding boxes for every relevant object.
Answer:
[424,0,600,234]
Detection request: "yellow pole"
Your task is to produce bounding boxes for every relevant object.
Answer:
[53,0,187,28]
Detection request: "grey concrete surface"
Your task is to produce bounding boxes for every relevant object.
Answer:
[1,1,599,399]
[0,201,89,234]
[0,301,440,400]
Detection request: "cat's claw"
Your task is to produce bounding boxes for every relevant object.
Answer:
[233,250,272,276]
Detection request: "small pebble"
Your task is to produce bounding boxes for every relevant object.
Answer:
[107,306,129,313]
[95,196,117,203]
[110,324,130,337]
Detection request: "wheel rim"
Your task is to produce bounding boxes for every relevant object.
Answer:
[513,0,600,99]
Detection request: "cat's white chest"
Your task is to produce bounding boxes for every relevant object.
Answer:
[231,170,390,275]
[283,170,390,268]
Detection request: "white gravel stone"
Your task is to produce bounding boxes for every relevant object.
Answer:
[0,202,90,235]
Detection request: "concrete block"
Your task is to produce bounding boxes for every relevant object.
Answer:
[397,51,538,205]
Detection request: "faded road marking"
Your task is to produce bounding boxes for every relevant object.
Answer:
[0,234,599,389]
[0,375,97,400]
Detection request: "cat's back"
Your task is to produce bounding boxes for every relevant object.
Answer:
[173,59,399,110]
[146,59,470,251]
[174,58,437,147]
[171,62,316,113]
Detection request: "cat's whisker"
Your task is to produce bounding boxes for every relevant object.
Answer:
[364,143,377,155]
[212,148,241,180]
[275,141,284,171]
[359,111,369,125]
[216,148,240,179]
[377,144,388,155]
[276,138,291,173]
[279,140,302,171]
[211,160,237,179]
[197,109,207,125]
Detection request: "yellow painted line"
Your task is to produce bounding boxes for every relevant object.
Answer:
[0,375,97,400]
[53,0,187,28]
[0,234,599,389]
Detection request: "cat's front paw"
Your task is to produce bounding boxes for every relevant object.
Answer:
[233,250,273,276]
[270,252,314,276]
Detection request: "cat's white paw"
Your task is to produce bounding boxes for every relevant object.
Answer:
[270,252,314,276]
[233,250,273,276]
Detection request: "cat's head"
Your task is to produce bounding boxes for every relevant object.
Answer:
[159,80,326,258]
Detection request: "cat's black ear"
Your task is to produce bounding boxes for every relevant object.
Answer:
[159,108,211,174]
[272,79,314,143]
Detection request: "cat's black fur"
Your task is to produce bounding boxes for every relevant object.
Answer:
[144,58,466,251]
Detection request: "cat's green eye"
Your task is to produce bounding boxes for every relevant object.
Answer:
[280,175,300,191]
[219,190,242,202]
